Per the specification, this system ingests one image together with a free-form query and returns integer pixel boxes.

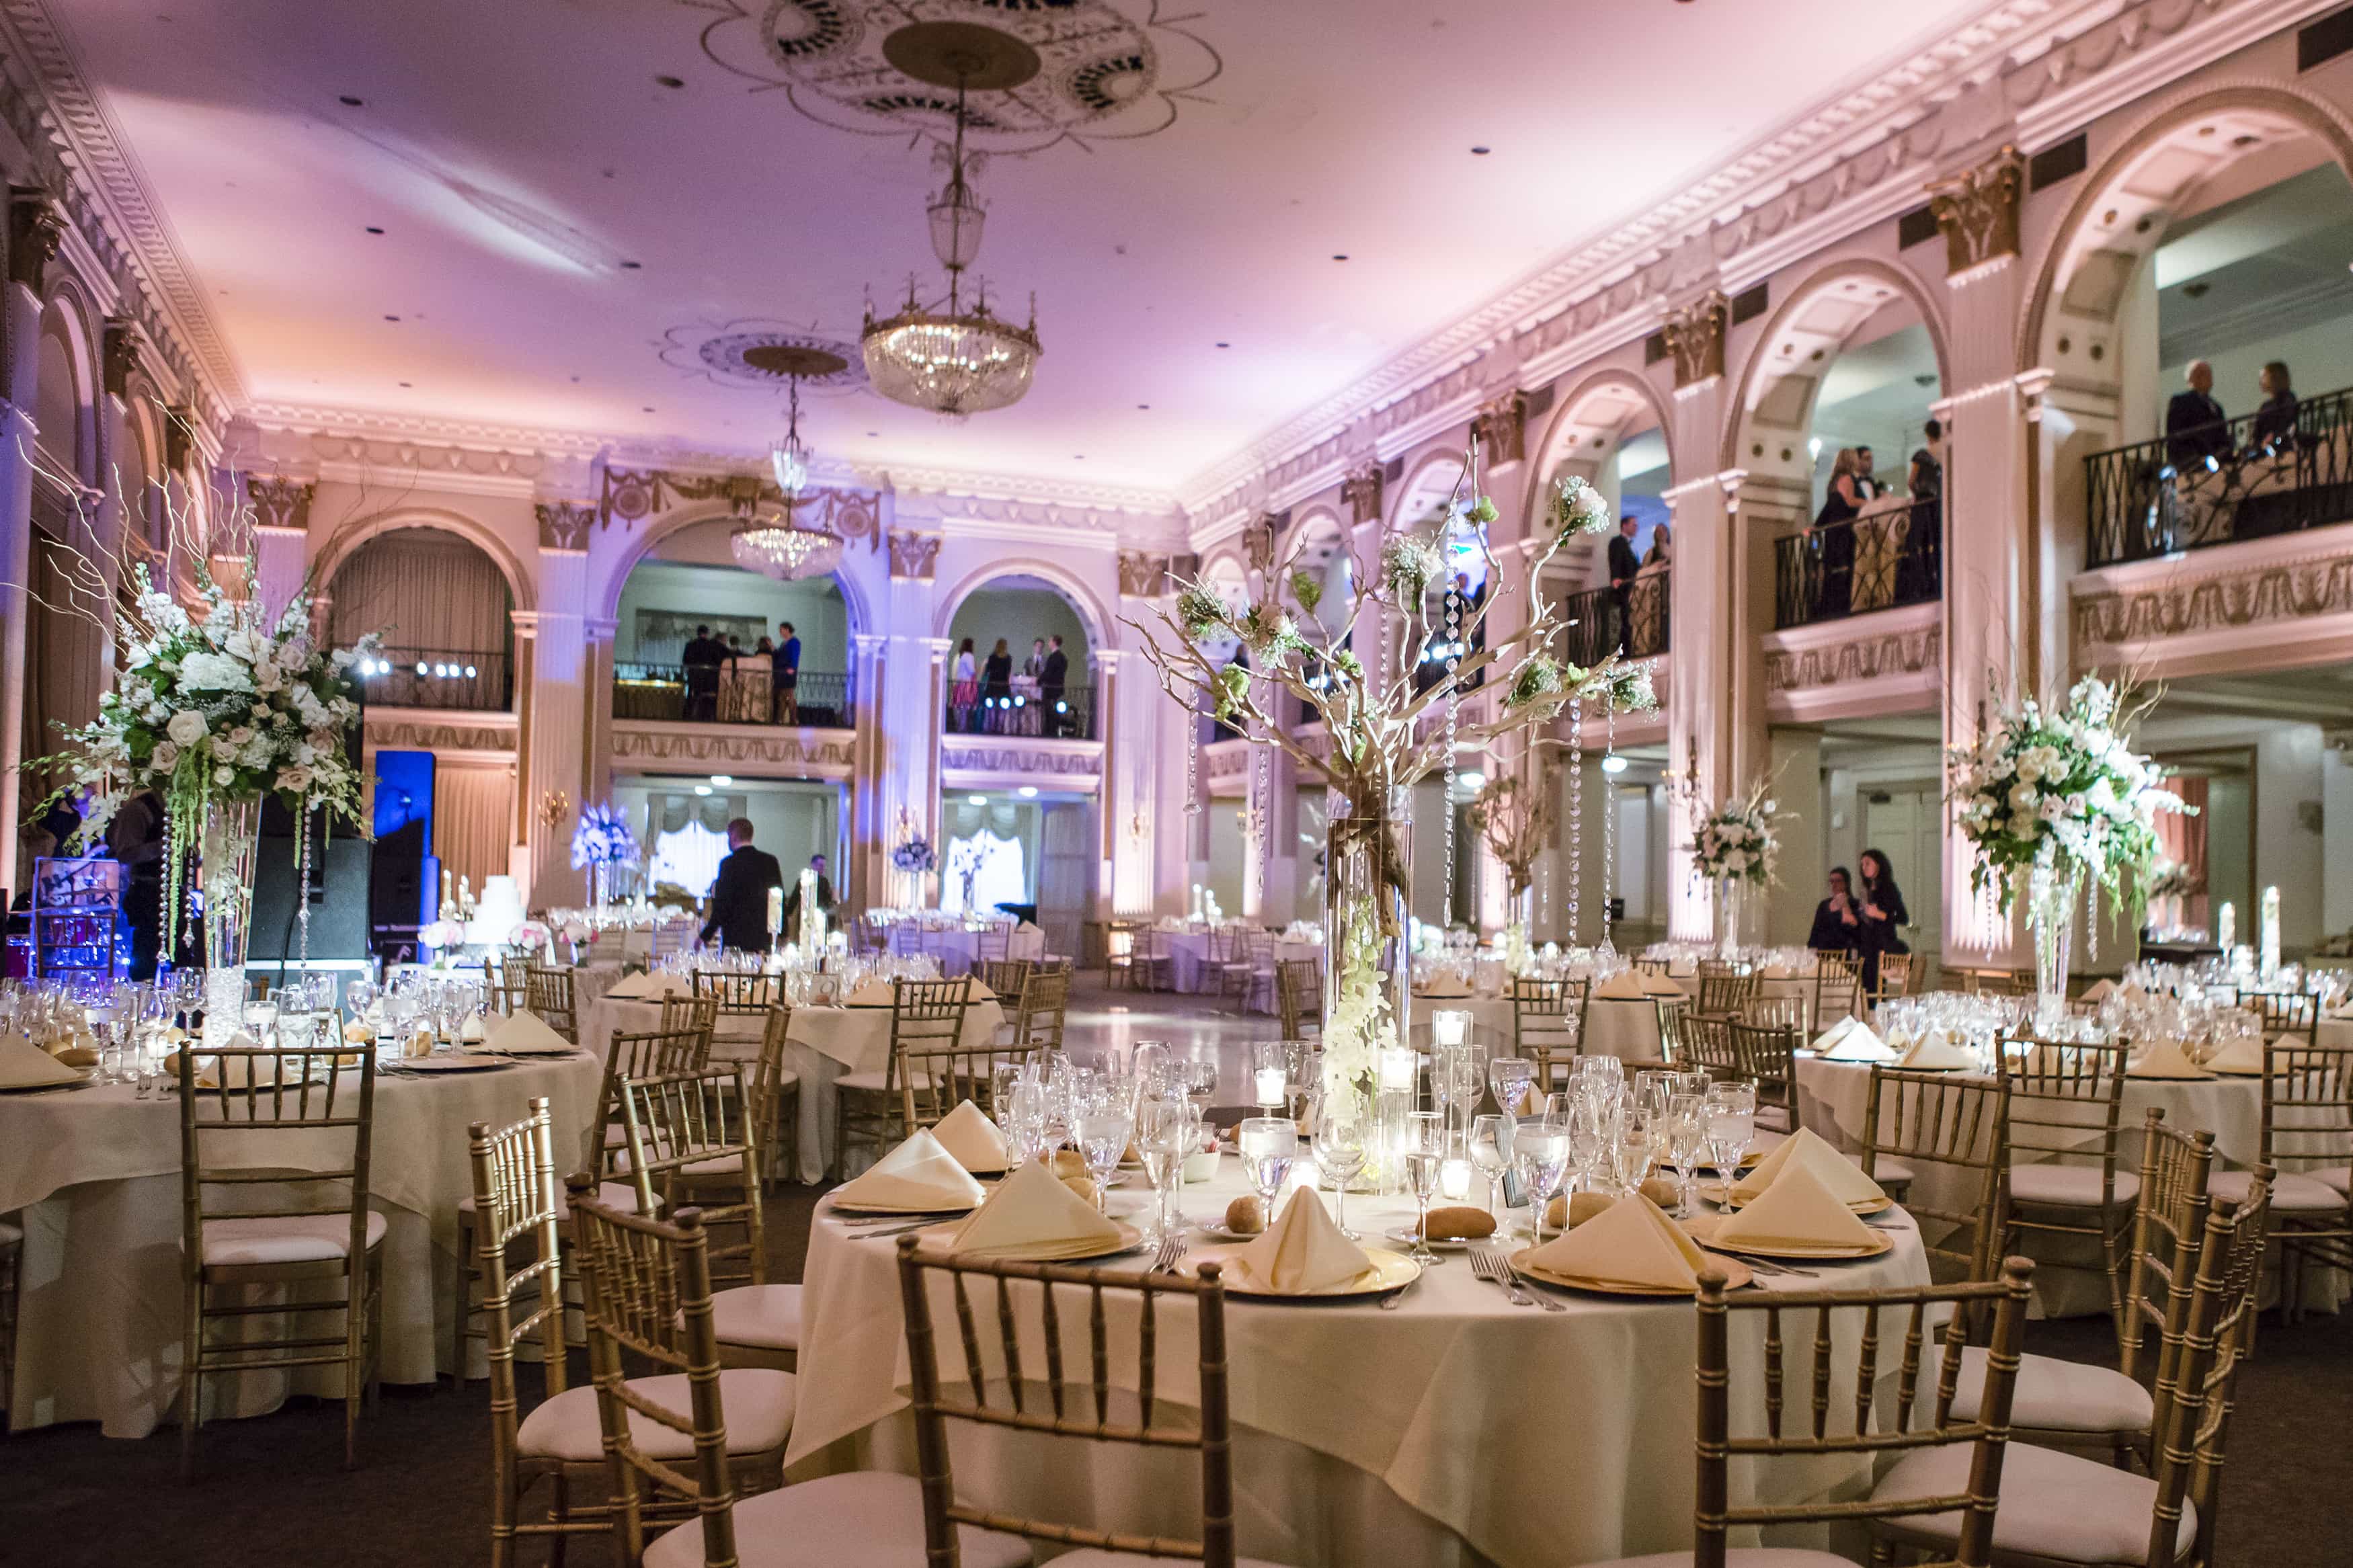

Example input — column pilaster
[0,189,61,897]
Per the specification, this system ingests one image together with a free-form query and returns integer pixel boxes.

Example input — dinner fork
[1470,1245,1542,1309]
[1148,1235,1191,1274]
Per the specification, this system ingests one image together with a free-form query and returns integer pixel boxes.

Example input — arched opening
[2029,94,2353,569]
[941,573,1095,739]
[1529,369,1677,665]
[612,515,856,728]
[328,526,518,713]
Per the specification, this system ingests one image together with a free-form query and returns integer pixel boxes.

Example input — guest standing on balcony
[982,638,1015,733]
[951,637,980,731]
[1607,515,1641,656]
[1025,638,1047,679]
[2165,360,2231,470]
[1811,448,1866,619]
[772,620,801,725]
[1853,446,1882,501]
[1909,419,1943,507]
[1643,522,1671,568]
[681,624,723,721]
[2251,361,2299,454]
[1040,634,1070,737]
[1905,420,1944,603]
[1853,848,1910,996]
[699,818,783,953]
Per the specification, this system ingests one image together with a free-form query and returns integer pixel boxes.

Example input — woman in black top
[982,637,1014,731]
[1812,448,1866,618]
[1807,866,1863,956]
[2251,361,2299,455]
[1854,847,1911,994]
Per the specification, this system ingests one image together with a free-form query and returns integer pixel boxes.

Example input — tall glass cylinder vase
[2026,860,2081,1031]
[1322,786,1412,1164]
[590,858,609,911]
[1715,878,1743,962]
[200,798,262,1050]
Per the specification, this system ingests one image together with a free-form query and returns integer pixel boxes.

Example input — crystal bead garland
[1567,696,1583,946]
[1600,705,1618,958]
[1442,577,1462,930]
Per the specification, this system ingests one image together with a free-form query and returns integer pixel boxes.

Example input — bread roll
[1639,1175,1681,1208]
[1546,1190,1620,1230]
[1060,1174,1099,1206]
[1419,1205,1495,1241]
[342,1020,376,1046]
[54,1045,99,1069]
[1049,1149,1090,1180]
[1224,1194,1267,1235]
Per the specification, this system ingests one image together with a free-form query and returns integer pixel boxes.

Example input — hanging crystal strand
[1442,572,1462,932]
[1186,678,1201,897]
[296,797,315,966]
[1601,704,1618,958]
[1253,680,1271,902]
[2086,880,2099,968]
[1567,696,1584,947]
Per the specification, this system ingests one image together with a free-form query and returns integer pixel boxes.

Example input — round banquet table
[584,994,1004,1184]
[886,925,1045,978]
[785,1159,1931,1568]
[1403,993,1668,1064]
[1155,930,1322,999]
[1,1052,603,1437]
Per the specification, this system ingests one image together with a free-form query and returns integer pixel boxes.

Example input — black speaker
[249,827,373,961]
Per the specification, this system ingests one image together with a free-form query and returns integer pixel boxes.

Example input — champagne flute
[1468,1113,1510,1224]
[1666,1091,1707,1217]
[1403,1111,1445,1263]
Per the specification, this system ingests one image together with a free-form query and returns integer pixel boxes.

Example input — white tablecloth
[584,995,1005,1184]
[785,1161,1930,1568]
[886,926,1045,977]
[2,1053,603,1436]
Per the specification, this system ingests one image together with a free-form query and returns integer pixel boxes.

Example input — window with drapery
[328,528,513,657]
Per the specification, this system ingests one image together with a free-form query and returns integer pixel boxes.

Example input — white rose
[212,766,233,786]
[166,708,208,747]
[151,740,180,772]
[276,764,314,794]
[2008,782,2039,814]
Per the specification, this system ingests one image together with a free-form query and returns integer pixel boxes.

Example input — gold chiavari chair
[1861,1067,2011,1286]
[598,1023,711,1174]
[1275,956,1322,1040]
[522,966,579,1042]
[1870,1175,2274,1568]
[834,977,973,1173]
[1738,993,1807,1031]
[745,1002,801,1189]
[2249,989,2318,1043]
[1010,965,1072,1068]
[1997,1037,2135,1342]
[978,957,1035,1012]
[563,1186,795,1566]
[1217,926,1267,1009]
[1650,995,1692,1069]
[1632,956,1673,978]
[489,957,529,1016]
[1512,977,1589,1094]
[469,1100,588,1567]
[1693,958,1757,1018]
[1677,1012,1745,1084]
[1583,1259,2039,1568]
[692,969,779,1014]
[1729,1019,1804,1135]
[898,988,997,1135]
[177,1046,383,1481]
[1813,950,1862,1025]
[659,991,721,1053]
[1874,950,1919,1002]
[974,922,1013,966]
[1103,920,1142,989]
[0,1216,17,1423]
[2208,1038,2353,1326]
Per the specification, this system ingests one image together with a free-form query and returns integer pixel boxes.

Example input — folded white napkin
[1821,1022,1896,1063]
[1592,970,1650,1001]
[165,1032,277,1089]
[1731,1126,1889,1210]
[931,1099,1010,1173]
[459,1013,486,1043]
[0,1031,84,1088]
[2204,1035,2268,1075]
[485,1010,571,1053]
[1812,1016,1858,1052]
[2129,1039,2212,1080]
[609,971,690,1000]
[1414,977,1473,999]
[2328,1001,2353,1022]
[1714,1161,1881,1250]
[2079,979,2117,1003]
[834,1129,986,1211]
[950,1158,1121,1258]
[1523,1192,1706,1290]
[2117,981,2152,1005]
[966,979,998,1003]
[843,981,898,1007]
[1638,970,1689,999]
[1898,1031,1975,1071]
[1230,1187,1371,1293]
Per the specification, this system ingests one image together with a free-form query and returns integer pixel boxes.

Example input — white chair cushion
[1864,1154,1914,1186]
[713,1284,803,1351]
[2209,1167,2344,1213]
[516,1369,795,1464]
[2318,1165,2350,1195]
[1872,1440,2193,1564]
[641,1471,1029,1568]
[198,1210,388,1267]
[1581,1553,1857,1568]
[2010,1163,2141,1208]
[835,1071,896,1093]
[1946,1347,2153,1434]
[612,1147,752,1181]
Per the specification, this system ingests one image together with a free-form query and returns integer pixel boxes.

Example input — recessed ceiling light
[397,381,411,388]
[619,260,641,270]
[642,406,656,413]
[1332,253,1349,261]
[383,315,400,322]
[339,95,364,108]
[867,431,879,438]
[1215,341,1230,348]
[1074,454,1085,460]
[364,226,384,235]
[1137,404,1150,410]
[655,75,685,89]
[1470,146,1490,155]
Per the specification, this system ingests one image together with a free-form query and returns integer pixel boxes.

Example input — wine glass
[1666,1091,1707,1216]
[1235,1116,1298,1219]
[1133,1095,1190,1243]
[1314,1103,1369,1240]
[1704,1081,1757,1200]
[1564,1090,1612,1198]
[1488,1055,1534,1120]
[1468,1112,1513,1223]
[1514,1104,1572,1245]
[1074,1105,1129,1211]
[1402,1111,1446,1263]
[1611,1107,1657,1196]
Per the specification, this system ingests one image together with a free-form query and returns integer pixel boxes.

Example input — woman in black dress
[1811,448,1868,618]
[1853,847,1911,995]
[1806,866,1863,958]
[982,637,1015,731]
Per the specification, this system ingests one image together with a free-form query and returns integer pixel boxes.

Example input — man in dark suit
[1607,516,1642,657]
[699,818,783,952]
[1039,633,1070,737]
[681,624,723,721]
[771,620,800,725]
[2166,360,2231,471]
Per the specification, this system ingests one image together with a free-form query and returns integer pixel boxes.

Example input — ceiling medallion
[658,321,866,390]
[861,24,1041,417]
[684,0,1221,153]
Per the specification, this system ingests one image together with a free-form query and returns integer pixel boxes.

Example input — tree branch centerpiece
[1676,774,1784,960]
[1947,674,2184,1017]
[1125,440,1654,1112]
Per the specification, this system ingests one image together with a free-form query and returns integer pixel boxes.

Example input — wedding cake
[464,875,528,947]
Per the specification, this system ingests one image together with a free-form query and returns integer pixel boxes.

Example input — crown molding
[1175,0,2310,524]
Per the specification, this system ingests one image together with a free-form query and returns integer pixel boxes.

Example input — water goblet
[1488,1055,1534,1120]
[1133,1095,1189,1242]
[1704,1082,1757,1198]
[1515,1105,1572,1246]
[1314,1106,1369,1240]
[1468,1113,1511,1223]
[1074,1106,1130,1210]
[1236,1116,1298,1216]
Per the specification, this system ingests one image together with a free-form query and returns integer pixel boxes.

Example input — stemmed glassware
[1468,1113,1510,1224]
[1074,1098,1130,1212]
[1488,1056,1534,1120]
[1313,1098,1369,1240]
[1236,1116,1298,1221]
[1515,1100,1573,1245]
[1665,1091,1707,1216]
[1402,1111,1446,1262]
[1133,1094,1191,1243]
[1704,1082,1757,1200]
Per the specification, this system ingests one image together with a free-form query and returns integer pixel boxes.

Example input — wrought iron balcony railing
[1773,501,1942,630]
[613,663,853,727]
[944,681,1096,740]
[2084,385,2353,567]
[1563,570,1671,666]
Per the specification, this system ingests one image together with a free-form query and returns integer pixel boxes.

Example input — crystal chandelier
[862,34,1041,417]
[729,376,845,581]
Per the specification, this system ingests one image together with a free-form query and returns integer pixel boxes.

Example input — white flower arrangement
[1686,776,1783,887]
[569,802,640,870]
[1946,675,2184,911]
[418,918,468,950]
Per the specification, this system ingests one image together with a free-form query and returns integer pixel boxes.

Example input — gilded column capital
[1117,548,1173,597]
[1660,290,1728,392]
[102,318,144,401]
[887,527,942,580]
[1339,462,1384,526]
[241,472,315,534]
[534,499,594,552]
[1468,390,1527,466]
[1928,146,2026,280]
[7,188,63,292]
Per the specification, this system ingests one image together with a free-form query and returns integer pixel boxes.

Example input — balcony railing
[614,663,853,728]
[945,681,1096,740]
[1773,501,1942,630]
[2085,384,2353,567]
[352,647,512,711]
[1563,570,1671,666]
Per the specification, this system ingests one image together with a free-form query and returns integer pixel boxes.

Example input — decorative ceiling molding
[1175,0,2318,523]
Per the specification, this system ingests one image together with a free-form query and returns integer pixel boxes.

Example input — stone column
[1659,288,1735,944]
[0,189,60,897]
[848,630,887,917]
[1094,647,1123,923]
[508,610,538,893]
[241,474,314,622]
[581,616,616,811]
[1931,146,2034,965]
[526,529,589,907]
[885,524,945,897]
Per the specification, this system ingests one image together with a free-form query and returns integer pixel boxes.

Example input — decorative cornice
[609,720,856,776]
[361,711,520,760]
[2072,526,2353,657]
[1762,602,1943,694]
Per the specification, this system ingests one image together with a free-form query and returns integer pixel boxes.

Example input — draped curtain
[1037,801,1093,956]
[329,530,512,654]
[2155,774,2210,929]
[23,513,104,797]
[434,764,513,894]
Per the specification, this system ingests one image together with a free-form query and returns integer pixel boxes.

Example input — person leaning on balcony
[772,620,801,725]
[2165,359,2231,471]
[1642,521,1671,569]
[2251,360,2299,456]
[1040,634,1070,738]
[1810,448,1866,618]
[1909,419,1943,509]
[680,624,723,721]
[1607,515,1641,655]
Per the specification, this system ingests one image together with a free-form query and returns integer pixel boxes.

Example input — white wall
[614,561,850,669]
[947,587,1092,670]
